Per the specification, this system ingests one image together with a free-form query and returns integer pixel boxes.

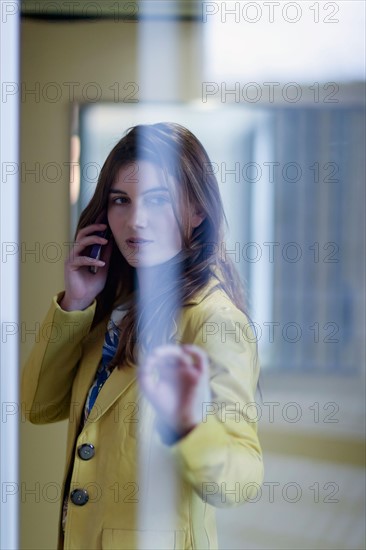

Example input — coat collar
[184,266,224,305]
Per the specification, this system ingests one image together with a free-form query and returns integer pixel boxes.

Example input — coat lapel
[83,361,137,426]
[73,316,138,428]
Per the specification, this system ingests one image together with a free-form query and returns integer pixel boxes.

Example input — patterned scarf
[83,313,123,424]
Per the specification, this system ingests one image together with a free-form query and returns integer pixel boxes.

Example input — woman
[22,122,263,550]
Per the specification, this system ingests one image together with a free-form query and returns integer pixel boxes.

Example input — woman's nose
[127,202,148,229]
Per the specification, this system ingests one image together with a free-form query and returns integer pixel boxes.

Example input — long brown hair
[76,122,248,367]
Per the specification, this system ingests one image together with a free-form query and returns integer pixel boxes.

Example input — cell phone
[88,220,111,274]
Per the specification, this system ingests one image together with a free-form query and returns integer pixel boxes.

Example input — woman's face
[107,160,188,268]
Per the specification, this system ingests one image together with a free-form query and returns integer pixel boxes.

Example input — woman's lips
[125,238,153,248]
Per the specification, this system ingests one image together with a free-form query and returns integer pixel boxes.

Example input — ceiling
[21,0,203,20]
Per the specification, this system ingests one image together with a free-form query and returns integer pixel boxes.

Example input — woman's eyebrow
[143,187,170,195]
[109,187,169,195]
[109,189,128,195]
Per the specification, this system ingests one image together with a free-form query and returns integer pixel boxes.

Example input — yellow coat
[22,276,264,550]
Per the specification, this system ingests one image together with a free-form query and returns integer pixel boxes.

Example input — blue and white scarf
[83,307,126,424]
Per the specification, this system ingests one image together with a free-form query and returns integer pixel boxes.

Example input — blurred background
[11,0,366,548]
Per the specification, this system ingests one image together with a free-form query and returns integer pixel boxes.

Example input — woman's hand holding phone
[60,223,113,311]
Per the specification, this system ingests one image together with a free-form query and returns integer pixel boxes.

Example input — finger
[142,353,199,387]
[145,349,190,373]
[138,363,163,403]
[149,344,189,363]
[181,345,208,373]
[68,239,109,266]
[141,345,205,381]
[149,345,204,376]
[152,343,207,362]
[68,255,106,270]
[71,234,109,256]
[150,344,182,355]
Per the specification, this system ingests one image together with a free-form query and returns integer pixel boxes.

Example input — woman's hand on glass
[60,224,113,311]
[139,344,211,440]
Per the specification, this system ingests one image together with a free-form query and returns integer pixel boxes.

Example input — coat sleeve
[170,293,264,507]
[21,291,96,424]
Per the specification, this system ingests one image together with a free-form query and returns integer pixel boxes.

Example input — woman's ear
[191,209,205,229]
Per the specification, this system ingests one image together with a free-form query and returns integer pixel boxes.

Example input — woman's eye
[147,195,170,206]
[111,196,129,205]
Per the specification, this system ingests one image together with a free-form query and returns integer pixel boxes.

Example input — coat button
[70,489,89,506]
[78,443,95,460]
